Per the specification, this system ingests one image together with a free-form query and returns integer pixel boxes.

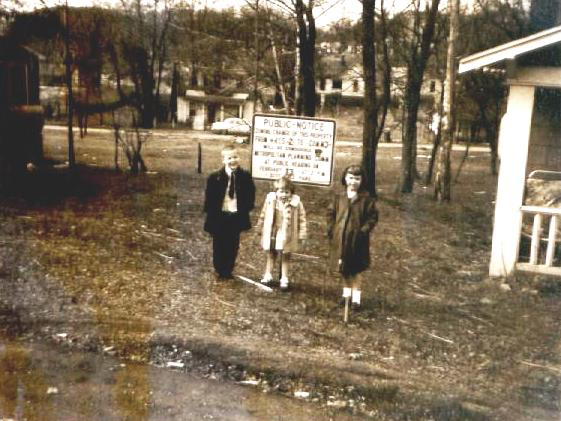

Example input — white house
[459,25,561,277]
[177,90,250,130]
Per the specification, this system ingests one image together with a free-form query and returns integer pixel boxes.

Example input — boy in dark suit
[204,145,256,279]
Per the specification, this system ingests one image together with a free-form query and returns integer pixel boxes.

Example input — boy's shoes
[279,277,289,290]
[260,273,273,284]
[217,272,234,281]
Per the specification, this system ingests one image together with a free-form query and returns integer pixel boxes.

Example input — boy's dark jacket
[203,167,256,234]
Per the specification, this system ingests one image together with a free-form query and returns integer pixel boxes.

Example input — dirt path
[0,337,370,421]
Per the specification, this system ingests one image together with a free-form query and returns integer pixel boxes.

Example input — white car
[211,118,251,135]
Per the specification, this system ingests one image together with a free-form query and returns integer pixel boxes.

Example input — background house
[316,46,443,143]
[176,66,254,130]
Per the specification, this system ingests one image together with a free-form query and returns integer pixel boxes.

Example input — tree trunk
[265,5,288,111]
[425,122,441,185]
[295,0,316,117]
[425,79,445,185]
[141,73,156,129]
[64,3,75,168]
[434,0,459,202]
[362,0,377,196]
[480,106,498,175]
[401,80,422,192]
[170,62,178,126]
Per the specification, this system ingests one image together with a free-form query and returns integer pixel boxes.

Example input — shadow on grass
[0,165,107,206]
[0,165,180,211]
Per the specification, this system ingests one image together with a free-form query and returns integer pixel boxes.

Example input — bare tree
[398,0,441,193]
[118,0,174,128]
[112,112,149,174]
[268,0,317,116]
[458,0,528,175]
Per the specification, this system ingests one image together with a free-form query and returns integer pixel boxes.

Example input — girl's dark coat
[327,191,378,277]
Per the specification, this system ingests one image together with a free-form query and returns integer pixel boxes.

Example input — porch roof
[184,93,246,105]
[458,25,561,74]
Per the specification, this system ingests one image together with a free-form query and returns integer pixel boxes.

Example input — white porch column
[220,104,224,121]
[489,85,535,277]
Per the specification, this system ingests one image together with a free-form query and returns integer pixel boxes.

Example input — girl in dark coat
[327,165,378,306]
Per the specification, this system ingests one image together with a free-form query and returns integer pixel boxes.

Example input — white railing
[517,205,561,276]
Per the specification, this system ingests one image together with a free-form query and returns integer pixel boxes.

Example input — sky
[17,0,477,27]
[18,0,362,26]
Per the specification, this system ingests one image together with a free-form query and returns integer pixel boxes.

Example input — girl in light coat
[257,176,307,290]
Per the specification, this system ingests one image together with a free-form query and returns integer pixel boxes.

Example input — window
[332,79,342,89]
[353,80,359,92]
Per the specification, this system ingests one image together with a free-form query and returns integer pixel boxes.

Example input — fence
[518,205,561,276]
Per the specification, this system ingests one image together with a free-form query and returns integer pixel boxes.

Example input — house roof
[0,37,43,62]
[458,25,561,74]
[185,92,246,105]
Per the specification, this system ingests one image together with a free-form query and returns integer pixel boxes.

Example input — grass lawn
[0,125,559,420]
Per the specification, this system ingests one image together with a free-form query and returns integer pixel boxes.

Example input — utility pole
[294,35,300,115]
[254,0,260,111]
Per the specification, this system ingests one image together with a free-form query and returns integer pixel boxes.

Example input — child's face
[222,149,240,170]
[276,187,291,202]
[345,173,362,191]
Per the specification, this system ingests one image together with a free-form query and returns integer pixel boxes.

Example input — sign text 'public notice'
[251,114,336,186]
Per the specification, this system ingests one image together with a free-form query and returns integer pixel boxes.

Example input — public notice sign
[251,114,336,186]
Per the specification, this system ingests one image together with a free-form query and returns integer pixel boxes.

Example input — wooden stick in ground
[322,260,329,309]
[197,142,202,174]
[236,275,274,292]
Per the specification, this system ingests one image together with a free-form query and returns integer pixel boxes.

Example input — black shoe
[216,272,233,281]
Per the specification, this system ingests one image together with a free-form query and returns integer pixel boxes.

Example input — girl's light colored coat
[258,192,307,252]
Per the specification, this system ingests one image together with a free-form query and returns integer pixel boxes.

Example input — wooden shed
[0,37,44,176]
[459,25,561,277]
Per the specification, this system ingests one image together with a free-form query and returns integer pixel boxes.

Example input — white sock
[352,289,361,305]
[342,287,352,298]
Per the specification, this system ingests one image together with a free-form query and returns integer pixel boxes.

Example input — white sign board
[251,114,336,186]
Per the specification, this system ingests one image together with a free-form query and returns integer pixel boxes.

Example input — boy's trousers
[212,211,242,278]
